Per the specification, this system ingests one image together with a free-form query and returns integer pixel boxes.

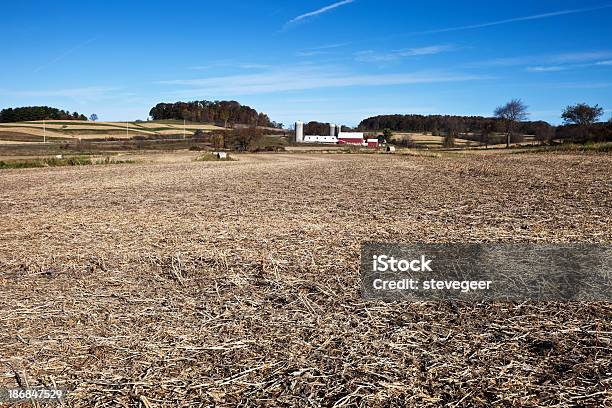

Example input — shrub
[393,136,417,148]
[225,127,264,151]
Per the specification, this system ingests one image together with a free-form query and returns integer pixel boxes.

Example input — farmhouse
[295,121,379,148]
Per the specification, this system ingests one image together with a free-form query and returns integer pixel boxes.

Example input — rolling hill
[0,120,226,143]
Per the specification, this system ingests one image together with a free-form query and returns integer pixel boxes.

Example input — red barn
[338,132,364,145]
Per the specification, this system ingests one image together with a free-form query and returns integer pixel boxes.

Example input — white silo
[329,123,336,136]
[295,121,304,143]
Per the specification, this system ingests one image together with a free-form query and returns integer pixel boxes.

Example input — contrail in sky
[286,0,355,25]
[413,4,612,35]
[34,36,98,73]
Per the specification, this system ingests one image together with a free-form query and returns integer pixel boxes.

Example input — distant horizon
[1,1,611,126]
[1,101,607,130]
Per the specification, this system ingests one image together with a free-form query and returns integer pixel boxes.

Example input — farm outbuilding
[294,121,380,148]
[303,135,338,144]
[338,132,365,145]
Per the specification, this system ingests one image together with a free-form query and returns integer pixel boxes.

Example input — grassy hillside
[0,120,226,143]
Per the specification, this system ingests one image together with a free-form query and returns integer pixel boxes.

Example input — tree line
[0,106,87,122]
[149,100,282,128]
[358,114,551,138]
[358,102,610,145]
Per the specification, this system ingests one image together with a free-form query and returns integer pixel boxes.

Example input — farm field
[393,132,475,146]
[0,120,225,141]
[392,132,538,148]
[0,152,611,406]
[0,121,544,150]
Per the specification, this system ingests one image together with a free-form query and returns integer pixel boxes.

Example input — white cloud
[286,0,355,26]
[472,50,612,70]
[157,65,487,96]
[525,54,612,72]
[551,82,612,89]
[308,43,350,50]
[295,50,330,57]
[413,4,612,35]
[296,44,350,57]
[0,86,120,99]
[526,66,568,72]
[354,45,454,62]
[353,50,394,62]
[399,45,454,57]
[548,51,612,64]
[237,63,272,70]
[188,61,271,70]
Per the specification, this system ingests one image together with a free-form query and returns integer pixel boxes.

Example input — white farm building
[303,135,338,144]
[295,121,379,148]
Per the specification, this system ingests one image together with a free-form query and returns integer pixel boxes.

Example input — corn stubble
[0,153,610,406]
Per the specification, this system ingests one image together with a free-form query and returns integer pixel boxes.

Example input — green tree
[561,103,604,142]
[382,128,393,143]
[229,127,263,151]
[0,106,87,122]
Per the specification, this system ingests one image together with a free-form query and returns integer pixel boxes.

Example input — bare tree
[443,117,460,148]
[494,99,528,148]
[479,120,496,148]
[443,133,455,148]
[561,103,604,142]
[212,133,225,149]
[220,110,230,128]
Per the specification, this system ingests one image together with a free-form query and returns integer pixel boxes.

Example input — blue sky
[1,0,611,126]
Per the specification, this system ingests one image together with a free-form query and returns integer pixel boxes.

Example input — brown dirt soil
[0,152,610,406]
